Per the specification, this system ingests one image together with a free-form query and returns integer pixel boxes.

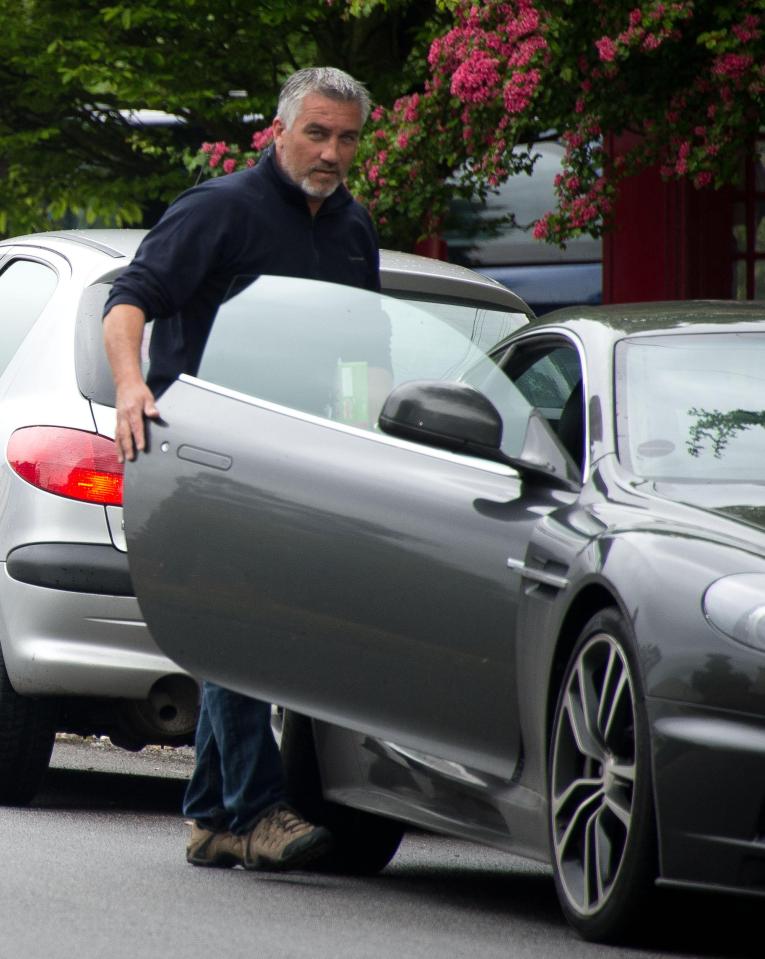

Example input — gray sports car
[125,278,765,942]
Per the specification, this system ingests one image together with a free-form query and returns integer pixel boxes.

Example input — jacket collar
[260,147,353,216]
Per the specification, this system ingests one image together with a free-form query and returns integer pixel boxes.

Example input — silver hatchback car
[0,229,532,803]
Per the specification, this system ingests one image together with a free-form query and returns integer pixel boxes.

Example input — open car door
[125,277,560,777]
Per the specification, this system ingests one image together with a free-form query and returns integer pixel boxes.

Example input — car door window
[0,259,58,373]
[195,275,534,453]
[502,340,585,471]
[386,292,528,352]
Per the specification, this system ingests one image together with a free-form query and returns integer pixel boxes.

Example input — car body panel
[125,376,574,778]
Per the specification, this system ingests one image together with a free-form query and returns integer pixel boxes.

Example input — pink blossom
[451,54,501,103]
[503,69,541,114]
[404,94,420,123]
[733,15,761,44]
[532,215,550,240]
[694,171,713,188]
[562,130,584,150]
[595,37,618,62]
[396,133,410,149]
[223,158,237,174]
[250,126,274,151]
[508,36,548,69]
[712,53,754,82]
[371,106,385,122]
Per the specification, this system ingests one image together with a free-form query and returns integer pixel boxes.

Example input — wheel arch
[545,583,622,746]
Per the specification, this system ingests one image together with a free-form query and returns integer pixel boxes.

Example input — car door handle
[176,444,232,471]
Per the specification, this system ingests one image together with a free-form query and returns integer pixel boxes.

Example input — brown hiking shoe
[243,804,332,871]
[186,822,245,868]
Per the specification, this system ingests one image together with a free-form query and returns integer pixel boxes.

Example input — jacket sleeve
[103,183,239,320]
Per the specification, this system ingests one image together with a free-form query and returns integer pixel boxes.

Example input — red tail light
[7,427,124,506]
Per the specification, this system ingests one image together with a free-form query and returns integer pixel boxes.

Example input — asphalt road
[0,737,758,959]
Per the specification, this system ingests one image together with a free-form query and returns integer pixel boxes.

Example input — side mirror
[379,381,503,459]
[379,380,582,489]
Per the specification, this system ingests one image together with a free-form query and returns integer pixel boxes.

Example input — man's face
[273,93,363,202]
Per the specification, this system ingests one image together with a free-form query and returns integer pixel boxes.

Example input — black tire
[548,609,657,942]
[0,643,57,805]
[280,710,404,874]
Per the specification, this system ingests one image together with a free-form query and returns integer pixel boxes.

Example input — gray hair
[276,67,371,128]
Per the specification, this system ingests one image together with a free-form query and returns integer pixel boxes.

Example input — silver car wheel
[550,630,637,919]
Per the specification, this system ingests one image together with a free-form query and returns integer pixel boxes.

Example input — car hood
[653,481,765,536]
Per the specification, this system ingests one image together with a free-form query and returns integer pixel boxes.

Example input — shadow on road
[32,766,187,814]
[372,860,762,958]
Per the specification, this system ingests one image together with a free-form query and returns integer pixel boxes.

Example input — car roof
[379,248,532,312]
[2,230,533,316]
[528,299,765,338]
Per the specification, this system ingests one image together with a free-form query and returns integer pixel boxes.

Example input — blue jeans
[182,682,286,835]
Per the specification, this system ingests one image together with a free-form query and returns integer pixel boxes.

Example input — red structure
[603,133,742,304]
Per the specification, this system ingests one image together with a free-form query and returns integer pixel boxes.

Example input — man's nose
[319,137,341,164]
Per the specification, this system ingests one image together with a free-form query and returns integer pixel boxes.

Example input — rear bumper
[650,698,765,896]
[6,542,132,595]
[0,560,187,698]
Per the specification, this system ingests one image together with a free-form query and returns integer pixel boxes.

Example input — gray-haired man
[103,67,378,870]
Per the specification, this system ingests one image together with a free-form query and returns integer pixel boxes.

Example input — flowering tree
[369,0,765,247]
[195,0,765,250]
[0,0,441,236]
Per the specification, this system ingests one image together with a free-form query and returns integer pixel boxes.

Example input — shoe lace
[259,805,311,842]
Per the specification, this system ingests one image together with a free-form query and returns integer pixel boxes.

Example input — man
[103,66,378,871]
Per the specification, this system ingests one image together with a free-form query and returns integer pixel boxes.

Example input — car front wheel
[548,609,657,942]
[0,643,57,804]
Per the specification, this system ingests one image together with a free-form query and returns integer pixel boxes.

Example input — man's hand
[114,377,160,463]
[103,303,158,463]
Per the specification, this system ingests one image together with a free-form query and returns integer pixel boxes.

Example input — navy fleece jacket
[104,148,380,395]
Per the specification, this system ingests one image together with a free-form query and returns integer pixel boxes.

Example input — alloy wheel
[550,630,638,919]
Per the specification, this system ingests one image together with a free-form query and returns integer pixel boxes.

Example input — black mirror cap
[379,380,502,456]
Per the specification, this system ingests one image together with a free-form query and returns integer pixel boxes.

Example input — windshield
[195,275,534,457]
[616,332,765,482]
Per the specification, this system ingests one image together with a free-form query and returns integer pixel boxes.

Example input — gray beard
[300,176,340,199]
